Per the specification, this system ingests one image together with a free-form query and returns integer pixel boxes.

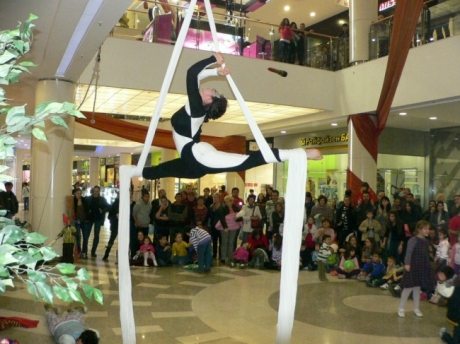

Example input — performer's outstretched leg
[143,158,207,180]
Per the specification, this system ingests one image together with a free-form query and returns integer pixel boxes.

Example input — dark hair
[232,187,239,192]
[361,182,369,188]
[387,210,403,236]
[344,246,356,260]
[247,194,256,201]
[78,329,99,344]
[256,193,265,203]
[322,234,331,242]
[273,233,283,250]
[387,255,396,262]
[362,190,370,196]
[318,195,328,203]
[251,228,263,238]
[91,185,101,192]
[204,187,210,192]
[196,196,205,203]
[279,18,290,27]
[290,21,297,29]
[373,251,381,258]
[344,189,352,197]
[440,265,455,280]
[366,209,374,215]
[4,182,12,187]
[220,185,226,191]
[305,192,312,199]
[380,196,391,212]
[272,190,279,196]
[175,192,182,197]
[204,96,228,122]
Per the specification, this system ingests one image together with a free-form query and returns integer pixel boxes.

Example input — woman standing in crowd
[219,195,241,264]
[422,200,436,221]
[271,201,285,235]
[376,196,391,234]
[397,220,435,318]
[208,193,223,259]
[256,193,267,232]
[289,22,299,64]
[400,201,420,235]
[237,195,262,244]
[430,201,450,234]
[192,196,208,231]
[382,211,405,265]
[311,195,333,224]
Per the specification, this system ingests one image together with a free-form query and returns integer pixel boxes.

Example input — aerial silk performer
[117,1,321,343]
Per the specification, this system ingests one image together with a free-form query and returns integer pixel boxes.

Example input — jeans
[88,219,104,255]
[220,230,237,262]
[279,40,290,63]
[211,226,221,258]
[172,255,188,266]
[23,197,29,211]
[74,221,83,253]
[197,241,212,271]
[80,222,92,254]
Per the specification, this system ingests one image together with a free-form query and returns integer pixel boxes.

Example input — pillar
[347,115,378,204]
[119,153,132,166]
[160,148,176,200]
[349,0,378,64]
[31,79,75,252]
[89,157,100,187]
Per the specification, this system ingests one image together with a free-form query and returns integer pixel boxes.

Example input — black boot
[102,245,112,261]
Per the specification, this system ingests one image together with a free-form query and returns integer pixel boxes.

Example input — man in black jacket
[0,182,19,219]
[336,195,355,249]
[86,186,110,258]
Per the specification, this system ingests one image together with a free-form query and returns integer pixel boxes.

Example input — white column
[31,79,75,252]
[119,153,132,166]
[160,148,176,200]
[89,157,100,187]
[350,0,378,64]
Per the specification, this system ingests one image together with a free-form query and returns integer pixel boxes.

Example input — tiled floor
[0,210,449,343]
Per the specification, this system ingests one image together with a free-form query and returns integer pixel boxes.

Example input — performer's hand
[213,52,225,65]
[217,66,230,76]
[304,148,322,160]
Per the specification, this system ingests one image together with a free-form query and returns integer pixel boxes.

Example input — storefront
[273,127,430,206]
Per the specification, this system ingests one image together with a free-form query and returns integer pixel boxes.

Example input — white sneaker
[394,285,401,291]
[439,327,447,338]
[414,309,423,317]
[398,309,405,317]
[153,261,158,267]
[380,283,389,290]
[144,262,149,267]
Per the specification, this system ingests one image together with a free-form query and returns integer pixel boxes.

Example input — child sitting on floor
[266,233,283,270]
[336,247,360,279]
[154,234,172,267]
[303,216,317,242]
[357,252,385,285]
[171,233,190,266]
[371,255,400,288]
[436,230,450,270]
[231,242,251,269]
[140,236,158,267]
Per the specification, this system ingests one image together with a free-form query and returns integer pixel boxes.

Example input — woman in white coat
[237,194,262,244]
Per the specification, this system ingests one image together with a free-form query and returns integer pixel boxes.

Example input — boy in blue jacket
[357,252,386,286]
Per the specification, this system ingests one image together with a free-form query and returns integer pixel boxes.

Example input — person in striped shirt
[189,226,212,273]
[318,234,333,282]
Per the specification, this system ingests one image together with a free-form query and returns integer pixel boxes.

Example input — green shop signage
[300,133,349,146]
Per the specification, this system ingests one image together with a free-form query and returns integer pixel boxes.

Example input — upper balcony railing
[111,0,460,72]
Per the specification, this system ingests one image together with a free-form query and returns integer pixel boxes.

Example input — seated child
[154,234,172,267]
[430,266,456,305]
[140,236,158,267]
[302,216,318,242]
[265,233,283,270]
[189,226,212,273]
[357,252,385,285]
[231,242,251,269]
[171,233,190,266]
[361,237,378,266]
[336,247,360,279]
[379,256,404,289]
[247,228,269,257]
[317,234,333,282]
[436,230,450,270]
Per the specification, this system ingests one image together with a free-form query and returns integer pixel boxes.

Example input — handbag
[250,207,262,229]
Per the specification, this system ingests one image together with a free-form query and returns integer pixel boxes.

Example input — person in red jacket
[247,228,269,257]
[448,209,460,246]
[278,18,295,63]
[357,182,378,205]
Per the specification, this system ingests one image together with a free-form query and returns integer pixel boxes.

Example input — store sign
[379,0,396,12]
[300,133,349,146]
[336,0,349,7]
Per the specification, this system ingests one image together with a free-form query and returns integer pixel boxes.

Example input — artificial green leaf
[31,127,47,141]
[93,288,104,305]
[6,71,20,84]
[76,268,90,281]
[28,13,38,21]
[39,246,58,261]
[0,165,10,174]
[62,276,78,290]
[53,285,72,302]
[13,40,24,54]
[0,64,13,78]
[2,279,14,288]
[0,243,20,255]
[12,65,31,74]
[0,280,5,293]
[41,102,64,115]
[50,116,68,128]
[0,265,10,278]
[0,252,19,265]
[68,109,85,119]
[25,232,47,245]
[28,247,39,256]
[82,283,94,300]
[25,280,39,301]
[34,120,45,127]
[34,100,53,117]
[14,251,38,268]
[3,136,17,145]
[6,117,31,133]
[0,50,16,65]
[19,61,37,67]
[68,288,84,304]
[56,263,76,275]
[36,281,53,303]
[8,29,20,38]
[5,105,25,125]
[27,270,46,283]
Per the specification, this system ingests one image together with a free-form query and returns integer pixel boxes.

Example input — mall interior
[1,0,460,343]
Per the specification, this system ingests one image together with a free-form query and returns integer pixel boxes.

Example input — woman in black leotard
[142,53,320,180]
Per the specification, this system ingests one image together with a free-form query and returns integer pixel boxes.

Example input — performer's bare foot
[305,148,322,160]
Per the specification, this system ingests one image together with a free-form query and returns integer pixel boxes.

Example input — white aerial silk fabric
[118,0,307,342]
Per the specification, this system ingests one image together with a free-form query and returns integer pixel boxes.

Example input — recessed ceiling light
[399,112,407,116]
[429,117,437,120]
[338,20,345,25]
[284,5,290,11]
[310,12,316,17]
[331,123,338,126]
[281,130,286,134]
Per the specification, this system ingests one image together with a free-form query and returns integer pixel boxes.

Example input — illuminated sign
[300,133,349,146]
[379,0,396,12]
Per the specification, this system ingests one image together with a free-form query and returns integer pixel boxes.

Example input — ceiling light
[429,117,437,120]
[281,130,286,134]
[310,12,316,17]
[399,112,407,116]
[331,123,338,126]
[338,20,345,25]
[284,5,290,11]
